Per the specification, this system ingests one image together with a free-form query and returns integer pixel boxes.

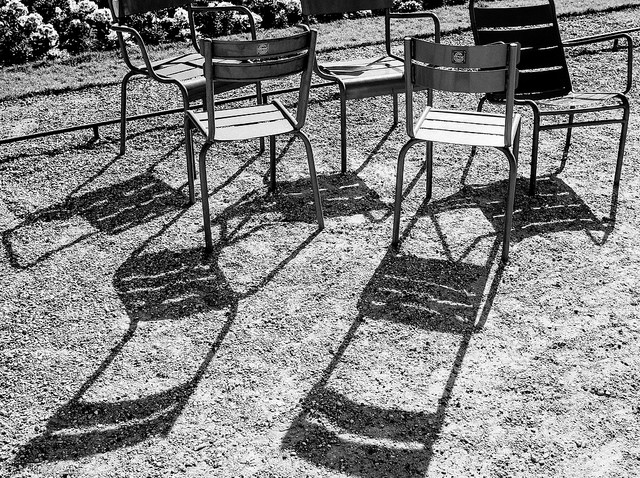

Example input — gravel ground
[1,6,640,478]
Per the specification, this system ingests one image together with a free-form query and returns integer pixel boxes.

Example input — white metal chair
[392,38,521,263]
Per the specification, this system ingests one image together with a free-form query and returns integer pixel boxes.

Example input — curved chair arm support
[188,4,259,53]
[111,23,156,75]
[387,11,441,58]
[563,32,633,94]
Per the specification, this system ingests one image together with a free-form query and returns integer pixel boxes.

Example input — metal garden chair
[300,0,440,172]
[469,0,632,196]
[186,28,325,252]
[392,38,522,263]
[107,0,262,203]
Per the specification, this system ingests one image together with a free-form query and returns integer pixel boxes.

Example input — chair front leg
[562,110,575,167]
[614,97,630,187]
[198,142,214,252]
[392,139,421,246]
[119,70,136,156]
[425,141,433,203]
[296,131,324,229]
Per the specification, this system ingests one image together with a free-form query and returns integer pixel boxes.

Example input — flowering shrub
[0,0,462,65]
[0,0,59,63]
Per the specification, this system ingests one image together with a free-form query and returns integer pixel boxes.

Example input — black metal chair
[186,28,325,252]
[392,38,522,263]
[469,0,632,196]
[107,0,262,203]
[300,0,440,172]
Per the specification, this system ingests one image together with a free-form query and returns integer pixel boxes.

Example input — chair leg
[470,96,487,159]
[119,71,135,156]
[198,142,214,252]
[393,93,399,126]
[297,131,324,229]
[500,147,518,263]
[614,100,630,187]
[529,110,541,196]
[340,89,348,174]
[425,141,433,203]
[562,111,574,165]
[269,135,277,192]
[184,115,196,205]
[392,139,421,246]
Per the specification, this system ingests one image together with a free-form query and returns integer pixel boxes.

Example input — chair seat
[319,55,405,98]
[531,92,624,110]
[189,102,295,141]
[415,108,521,148]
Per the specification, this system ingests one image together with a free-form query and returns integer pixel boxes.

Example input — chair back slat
[210,32,310,59]
[413,65,511,94]
[213,54,308,82]
[470,0,572,99]
[518,46,565,70]
[201,29,317,140]
[413,41,516,69]
[109,0,192,21]
[472,4,553,28]
[475,26,558,49]
[301,0,392,16]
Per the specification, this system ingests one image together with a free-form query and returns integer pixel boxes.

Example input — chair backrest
[109,0,192,22]
[404,38,520,145]
[300,0,392,16]
[200,29,317,140]
[469,0,572,100]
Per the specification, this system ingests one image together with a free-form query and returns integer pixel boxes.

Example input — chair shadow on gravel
[281,175,614,477]
[12,246,238,464]
[282,241,502,478]
[2,172,188,269]
[12,183,321,466]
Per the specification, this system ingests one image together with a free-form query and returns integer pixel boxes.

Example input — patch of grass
[1,0,639,102]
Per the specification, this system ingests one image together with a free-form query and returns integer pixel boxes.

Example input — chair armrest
[111,23,158,77]
[387,11,441,58]
[563,31,633,94]
[188,4,259,53]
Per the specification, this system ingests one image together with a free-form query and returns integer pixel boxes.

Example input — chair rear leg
[297,131,324,229]
[392,139,420,246]
[561,111,574,167]
[500,147,518,263]
[529,110,541,196]
[470,96,487,159]
[198,142,214,252]
[184,115,196,205]
[119,71,135,155]
[269,135,277,192]
[340,89,348,173]
[393,93,399,126]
